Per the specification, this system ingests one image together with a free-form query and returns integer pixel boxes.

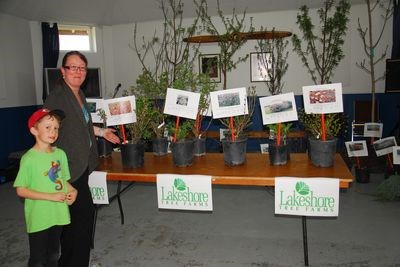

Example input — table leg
[302,216,309,266]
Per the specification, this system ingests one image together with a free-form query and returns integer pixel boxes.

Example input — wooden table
[97,152,354,189]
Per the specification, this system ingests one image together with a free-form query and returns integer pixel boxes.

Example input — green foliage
[291,0,351,84]
[267,122,292,140]
[298,109,348,139]
[174,178,187,191]
[124,97,156,144]
[167,119,194,141]
[376,175,400,201]
[255,28,290,95]
[296,181,310,195]
[96,108,107,128]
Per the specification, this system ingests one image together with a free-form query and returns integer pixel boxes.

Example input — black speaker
[385,59,400,93]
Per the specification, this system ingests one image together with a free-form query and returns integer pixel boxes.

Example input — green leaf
[295,181,310,195]
[174,178,186,191]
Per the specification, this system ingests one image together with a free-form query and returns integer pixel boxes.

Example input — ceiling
[0,0,364,26]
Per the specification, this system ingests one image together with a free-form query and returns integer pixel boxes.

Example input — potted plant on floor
[120,96,154,168]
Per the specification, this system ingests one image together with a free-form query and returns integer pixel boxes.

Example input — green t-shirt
[14,147,71,233]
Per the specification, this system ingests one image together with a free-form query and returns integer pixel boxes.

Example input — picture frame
[163,88,200,120]
[259,92,298,125]
[210,87,248,119]
[199,54,221,83]
[302,83,343,114]
[250,52,271,82]
[345,140,368,157]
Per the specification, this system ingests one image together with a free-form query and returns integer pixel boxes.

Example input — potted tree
[120,96,154,168]
[267,123,292,165]
[167,119,195,167]
[218,87,257,166]
[299,110,347,167]
[96,108,113,157]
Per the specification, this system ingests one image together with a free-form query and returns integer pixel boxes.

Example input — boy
[14,108,77,267]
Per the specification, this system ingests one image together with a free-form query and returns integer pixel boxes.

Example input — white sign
[103,96,137,126]
[345,140,368,157]
[302,83,343,114]
[88,171,109,204]
[86,98,104,124]
[373,136,398,156]
[275,177,339,217]
[210,87,248,119]
[164,88,200,120]
[259,92,298,125]
[393,146,400,165]
[156,174,213,211]
[363,122,383,138]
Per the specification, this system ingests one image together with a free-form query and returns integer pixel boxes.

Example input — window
[58,24,97,52]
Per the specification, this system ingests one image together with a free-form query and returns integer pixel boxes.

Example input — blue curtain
[392,0,400,59]
[41,22,59,101]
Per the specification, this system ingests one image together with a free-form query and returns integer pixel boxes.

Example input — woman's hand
[103,128,120,144]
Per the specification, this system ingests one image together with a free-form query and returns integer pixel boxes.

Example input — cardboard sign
[157,174,213,211]
[103,96,137,126]
[259,92,298,125]
[275,177,339,217]
[164,88,200,120]
[88,171,109,204]
[302,83,343,114]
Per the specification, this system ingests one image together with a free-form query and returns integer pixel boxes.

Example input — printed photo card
[345,140,368,157]
[363,122,383,138]
[302,83,343,114]
[373,136,398,157]
[259,92,298,125]
[210,87,248,119]
[164,88,200,120]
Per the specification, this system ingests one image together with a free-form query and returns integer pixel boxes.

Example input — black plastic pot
[152,137,168,156]
[97,138,113,157]
[269,143,290,165]
[308,137,337,167]
[171,139,194,167]
[193,137,206,156]
[222,137,247,166]
[120,141,145,168]
[355,166,370,183]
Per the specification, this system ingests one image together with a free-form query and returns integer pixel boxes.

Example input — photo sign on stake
[163,88,200,120]
[345,140,368,157]
[87,96,137,126]
[363,122,383,138]
[259,92,298,125]
[302,83,343,114]
[210,87,248,119]
[275,177,339,217]
[393,146,400,165]
[373,136,398,156]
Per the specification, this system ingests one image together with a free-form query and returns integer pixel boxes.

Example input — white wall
[0,2,394,109]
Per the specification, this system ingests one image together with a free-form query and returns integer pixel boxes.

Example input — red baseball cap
[28,108,65,129]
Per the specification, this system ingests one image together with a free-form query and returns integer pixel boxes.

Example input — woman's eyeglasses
[64,66,87,72]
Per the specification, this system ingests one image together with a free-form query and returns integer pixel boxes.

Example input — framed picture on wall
[199,54,221,83]
[250,52,271,82]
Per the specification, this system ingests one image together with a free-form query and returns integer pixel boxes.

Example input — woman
[44,51,120,266]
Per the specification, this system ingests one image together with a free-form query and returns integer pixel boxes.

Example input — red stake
[229,117,235,141]
[321,114,326,141]
[120,125,127,144]
[173,116,180,143]
[277,123,282,146]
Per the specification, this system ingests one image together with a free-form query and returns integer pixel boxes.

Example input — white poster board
[156,174,213,211]
[393,146,400,165]
[88,171,109,204]
[163,88,200,120]
[302,83,343,114]
[373,136,398,156]
[210,87,248,119]
[103,96,137,126]
[275,177,339,217]
[363,122,383,138]
[345,140,368,157]
[259,92,298,125]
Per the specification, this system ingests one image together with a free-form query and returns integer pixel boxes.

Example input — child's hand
[51,192,67,202]
[66,189,78,206]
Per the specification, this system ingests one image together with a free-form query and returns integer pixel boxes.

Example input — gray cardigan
[44,80,98,182]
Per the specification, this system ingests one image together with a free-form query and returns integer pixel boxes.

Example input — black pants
[59,169,95,267]
[28,225,62,267]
